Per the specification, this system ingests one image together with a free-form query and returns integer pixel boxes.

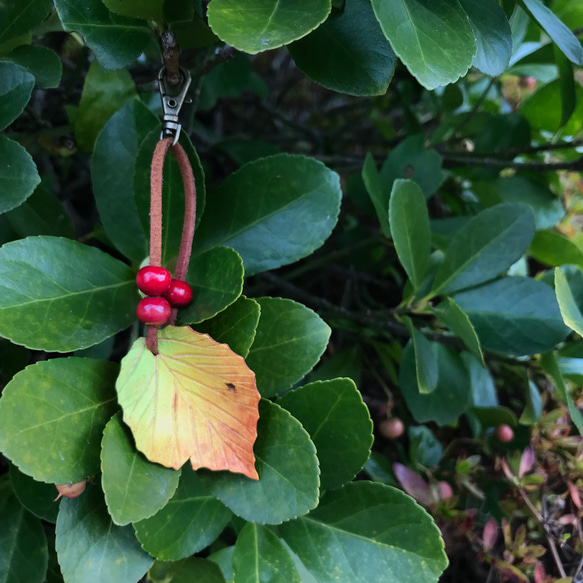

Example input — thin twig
[160,31,181,86]
[443,154,583,172]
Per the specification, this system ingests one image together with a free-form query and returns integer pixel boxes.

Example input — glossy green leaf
[54,0,152,69]
[401,341,471,425]
[194,296,261,358]
[0,0,53,45]
[208,547,235,583]
[75,60,137,152]
[380,134,445,199]
[2,45,62,89]
[92,99,157,262]
[278,378,373,490]
[434,297,485,367]
[389,179,430,290]
[472,176,564,231]
[432,203,535,295]
[207,0,331,54]
[5,178,74,238]
[403,317,438,395]
[462,352,497,407]
[192,154,341,276]
[280,482,447,583]
[233,523,301,583]
[9,464,60,523]
[246,297,331,398]
[0,491,48,583]
[555,46,576,128]
[458,0,512,76]
[454,277,569,356]
[56,483,154,583]
[362,152,390,237]
[522,0,583,65]
[555,267,583,337]
[529,230,583,267]
[134,467,233,561]
[520,380,542,425]
[470,406,517,430]
[134,129,206,265]
[177,247,243,325]
[371,0,476,89]
[308,346,362,385]
[0,358,119,484]
[200,400,320,525]
[0,237,139,351]
[288,0,395,96]
[540,352,583,434]
[0,134,40,213]
[101,412,181,526]
[0,61,34,131]
[408,426,443,468]
[154,558,227,583]
[102,0,164,21]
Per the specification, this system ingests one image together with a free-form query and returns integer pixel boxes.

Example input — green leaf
[1,45,62,89]
[200,400,320,525]
[278,378,373,490]
[208,547,235,583]
[540,352,583,434]
[0,358,119,484]
[362,152,390,237]
[389,179,430,290]
[192,154,341,276]
[194,296,261,358]
[75,60,137,152]
[54,0,152,69]
[458,0,512,76]
[0,491,48,583]
[470,406,517,430]
[280,482,447,583]
[207,0,331,54]
[453,277,569,356]
[0,134,40,213]
[0,61,34,130]
[555,266,583,336]
[154,558,227,583]
[380,134,445,199]
[5,177,74,238]
[9,464,60,522]
[400,341,471,426]
[520,380,542,425]
[472,176,565,231]
[102,0,164,21]
[522,0,583,65]
[431,203,535,295]
[434,298,485,367]
[403,317,438,395]
[101,412,181,526]
[408,426,443,468]
[555,46,576,128]
[371,0,476,90]
[134,129,207,265]
[0,236,139,352]
[134,467,233,561]
[529,230,583,267]
[245,297,331,398]
[92,99,158,263]
[288,0,396,97]
[177,247,243,325]
[56,483,154,583]
[233,523,301,583]
[462,352,497,407]
[0,0,53,45]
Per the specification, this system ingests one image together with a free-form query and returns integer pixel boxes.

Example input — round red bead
[165,280,193,307]
[136,297,171,326]
[136,266,172,296]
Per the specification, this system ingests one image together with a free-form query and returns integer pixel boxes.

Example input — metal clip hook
[158,66,192,145]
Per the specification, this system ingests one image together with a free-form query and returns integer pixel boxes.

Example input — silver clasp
[158,66,192,145]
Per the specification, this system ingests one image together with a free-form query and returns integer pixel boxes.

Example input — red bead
[165,280,193,307]
[136,266,172,296]
[136,297,171,326]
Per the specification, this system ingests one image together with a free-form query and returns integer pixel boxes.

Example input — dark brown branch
[160,31,181,86]
[443,154,583,172]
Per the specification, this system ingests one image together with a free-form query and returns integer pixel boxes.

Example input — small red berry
[378,417,405,439]
[165,280,193,307]
[136,266,172,296]
[495,424,514,443]
[137,297,171,326]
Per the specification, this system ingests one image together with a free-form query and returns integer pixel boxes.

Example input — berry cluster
[136,266,193,326]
